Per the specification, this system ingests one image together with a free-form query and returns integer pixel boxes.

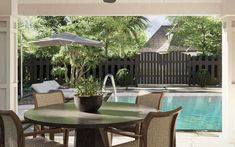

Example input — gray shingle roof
[140,25,199,55]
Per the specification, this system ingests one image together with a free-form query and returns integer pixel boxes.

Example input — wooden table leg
[75,128,109,147]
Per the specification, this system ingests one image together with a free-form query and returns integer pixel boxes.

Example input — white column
[222,16,235,143]
[0,0,18,111]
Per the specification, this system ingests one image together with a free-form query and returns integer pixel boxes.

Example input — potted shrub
[74,76,103,112]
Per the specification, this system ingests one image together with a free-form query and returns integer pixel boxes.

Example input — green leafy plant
[51,67,65,77]
[74,76,102,97]
[195,69,210,87]
[168,16,222,56]
[115,68,131,87]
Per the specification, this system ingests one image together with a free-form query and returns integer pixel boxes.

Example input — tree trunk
[75,66,80,80]
[105,46,108,57]
[105,41,109,56]
[64,63,69,83]
[70,66,75,84]
[78,66,84,80]
[80,67,91,79]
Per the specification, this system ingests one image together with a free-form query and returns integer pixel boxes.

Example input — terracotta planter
[74,95,103,112]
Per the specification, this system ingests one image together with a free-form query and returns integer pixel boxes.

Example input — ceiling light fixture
[103,0,116,3]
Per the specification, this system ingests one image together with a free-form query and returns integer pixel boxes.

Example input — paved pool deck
[115,86,222,93]
[19,86,222,105]
[19,105,230,147]
[17,86,231,147]
[19,104,232,147]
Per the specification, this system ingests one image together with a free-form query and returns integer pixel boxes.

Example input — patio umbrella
[21,32,104,97]
[31,32,104,47]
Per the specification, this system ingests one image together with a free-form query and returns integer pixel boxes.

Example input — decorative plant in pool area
[52,46,104,84]
[115,68,132,87]
[195,69,210,87]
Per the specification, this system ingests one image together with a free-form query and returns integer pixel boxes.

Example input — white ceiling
[18,0,222,4]
[18,0,226,16]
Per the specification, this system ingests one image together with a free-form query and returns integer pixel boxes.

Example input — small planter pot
[74,95,103,113]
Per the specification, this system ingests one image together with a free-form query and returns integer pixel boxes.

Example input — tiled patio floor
[52,135,135,147]
[18,105,233,147]
[35,132,233,147]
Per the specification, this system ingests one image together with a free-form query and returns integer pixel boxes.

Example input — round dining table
[24,102,156,147]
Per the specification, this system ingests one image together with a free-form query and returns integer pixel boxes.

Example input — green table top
[24,102,156,128]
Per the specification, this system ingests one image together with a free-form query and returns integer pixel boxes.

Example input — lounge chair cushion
[31,83,51,93]
[59,88,76,98]
[43,80,61,90]
[32,81,76,98]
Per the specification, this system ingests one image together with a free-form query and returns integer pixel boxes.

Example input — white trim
[18,0,222,4]
[0,28,7,32]
[18,3,222,16]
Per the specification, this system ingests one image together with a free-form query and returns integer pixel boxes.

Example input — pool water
[108,93,222,131]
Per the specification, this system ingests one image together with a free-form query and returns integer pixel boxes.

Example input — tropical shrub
[51,67,65,77]
[115,68,132,87]
[195,69,210,87]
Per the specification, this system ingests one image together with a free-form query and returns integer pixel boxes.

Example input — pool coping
[176,131,222,138]
[109,86,222,93]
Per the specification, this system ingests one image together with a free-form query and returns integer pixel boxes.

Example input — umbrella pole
[20,32,23,99]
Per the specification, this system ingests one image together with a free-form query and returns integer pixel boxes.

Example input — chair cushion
[59,89,76,98]
[31,83,51,93]
[43,80,61,90]
[25,136,64,147]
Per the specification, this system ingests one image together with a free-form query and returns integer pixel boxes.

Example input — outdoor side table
[24,102,156,147]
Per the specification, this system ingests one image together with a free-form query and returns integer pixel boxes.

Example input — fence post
[135,54,140,86]
[187,55,192,85]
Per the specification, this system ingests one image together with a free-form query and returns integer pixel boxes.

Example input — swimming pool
[108,93,222,131]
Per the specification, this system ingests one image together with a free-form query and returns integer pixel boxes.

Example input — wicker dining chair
[106,107,182,147]
[32,91,69,147]
[119,92,164,134]
[0,110,64,147]
[33,91,65,108]
[108,92,165,144]
[136,92,164,110]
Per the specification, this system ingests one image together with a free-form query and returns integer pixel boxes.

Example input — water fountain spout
[102,74,117,101]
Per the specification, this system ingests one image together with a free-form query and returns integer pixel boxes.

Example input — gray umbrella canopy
[32,32,104,47]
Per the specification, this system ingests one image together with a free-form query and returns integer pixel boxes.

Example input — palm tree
[108,16,149,56]
[86,16,148,56]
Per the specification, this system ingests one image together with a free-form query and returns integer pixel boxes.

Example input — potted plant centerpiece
[74,76,103,112]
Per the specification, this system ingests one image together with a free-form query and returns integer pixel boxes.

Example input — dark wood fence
[20,57,137,85]
[19,52,222,88]
[85,58,136,84]
[136,52,191,84]
[19,57,53,86]
[190,56,222,85]
[136,52,222,85]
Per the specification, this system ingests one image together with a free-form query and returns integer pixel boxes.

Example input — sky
[145,16,171,39]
